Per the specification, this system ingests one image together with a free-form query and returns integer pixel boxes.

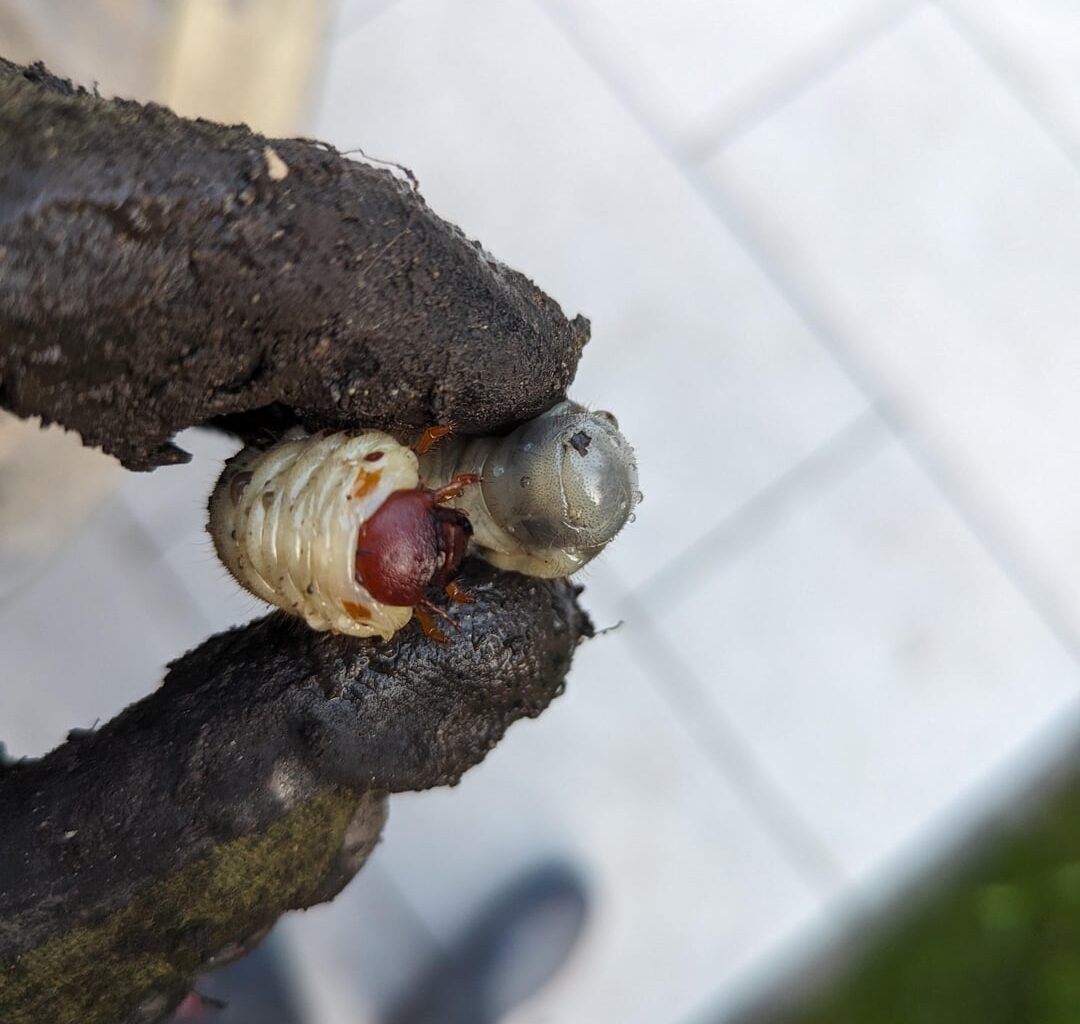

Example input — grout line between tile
[534,0,1080,674]
[930,0,1080,180]
[612,578,850,898]
[533,0,1080,926]
[527,0,902,896]
[633,406,890,611]
[678,0,925,161]
[676,692,1080,1024]
[704,168,1080,672]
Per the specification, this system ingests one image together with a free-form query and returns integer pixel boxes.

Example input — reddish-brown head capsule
[210,432,480,641]
[355,490,473,606]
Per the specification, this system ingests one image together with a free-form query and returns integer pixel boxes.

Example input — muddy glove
[0,59,593,1024]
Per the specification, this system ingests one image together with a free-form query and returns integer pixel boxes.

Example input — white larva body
[208,403,640,638]
[418,401,640,578]
[209,430,418,639]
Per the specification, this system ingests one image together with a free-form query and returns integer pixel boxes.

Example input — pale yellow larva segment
[209,431,419,639]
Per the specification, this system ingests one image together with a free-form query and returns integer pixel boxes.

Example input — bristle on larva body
[208,431,418,639]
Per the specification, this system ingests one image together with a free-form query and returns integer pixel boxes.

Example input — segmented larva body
[208,401,640,640]
[209,431,420,639]
[418,401,641,578]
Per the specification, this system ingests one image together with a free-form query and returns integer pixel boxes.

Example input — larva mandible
[208,402,639,640]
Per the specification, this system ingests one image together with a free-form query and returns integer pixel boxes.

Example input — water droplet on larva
[492,465,505,478]
[633,490,644,505]
[520,476,532,489]
[628,512,637,524]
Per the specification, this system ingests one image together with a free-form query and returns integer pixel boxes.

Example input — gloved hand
[0,58,593,1024]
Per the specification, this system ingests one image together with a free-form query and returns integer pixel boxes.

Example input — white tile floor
[314,0,868,593]
[5,0,1080,1021]
[937,0,1080,163]
[664,436,1080,880]
[709,3,1080,644]
[540,0,900,148]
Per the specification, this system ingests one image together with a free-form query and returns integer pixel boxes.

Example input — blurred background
[5,0,1080,1021]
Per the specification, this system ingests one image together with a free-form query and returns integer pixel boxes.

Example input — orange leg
[414,599,461,644]
[445,580,474,604]
[414,604,448,644]
[432,473,480,505]
[416,423,454,456]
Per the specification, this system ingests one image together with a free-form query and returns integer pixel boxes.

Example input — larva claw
[416,423,455,456]
[445,581,474,604]
[432,473,480,505]
[415,603,449,644]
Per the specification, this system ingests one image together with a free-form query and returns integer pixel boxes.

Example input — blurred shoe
[384,861,589,1024]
